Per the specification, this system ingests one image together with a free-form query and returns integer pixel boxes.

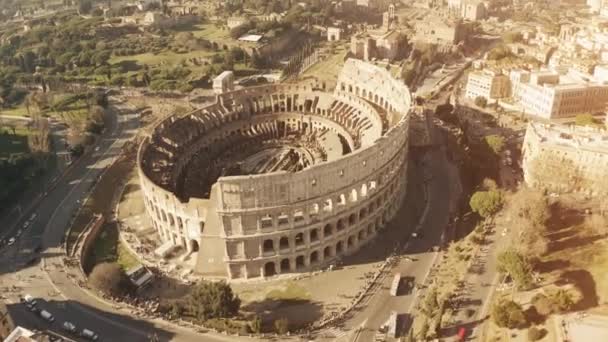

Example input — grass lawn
[91,222,139,271]
[110,50,216,67]
[0,105,30,117]
[265,282,311,302]
[301,48,347,83]
[191,23,231,41]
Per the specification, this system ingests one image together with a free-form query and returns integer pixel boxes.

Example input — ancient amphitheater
[137,59,413,280]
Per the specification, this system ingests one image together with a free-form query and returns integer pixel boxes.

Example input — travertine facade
[510,70,608,119]
[522,122,608,195]
[465,70,511,100]
[137,59,412,280]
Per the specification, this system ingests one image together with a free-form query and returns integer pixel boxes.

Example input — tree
[574,113,598,127]
[474,96,488,108]
[250,315,262,334]
[274,318,289,334]
[497,249,533,290]
[469,190,503,218]
[552,289,574,313]
[79,0,93,14]
[503,31,523,43]
[88,262,131,296]
[531,293,553,316]
[528,326,545,341]
[185,281,240,320]
[491,300,526,329]
[485,135,505,155]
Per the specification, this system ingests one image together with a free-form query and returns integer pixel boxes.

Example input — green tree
[79,0,93,14]
[574,113,598,127]
[497,249,533,290]
[474,96,488,108]
[503,31,523,43]
[552,289,574,313]
[485,135,505,155]
[88,262,132,296]
[491,300,526,329]
[528,326,545,341]
[274,318,289,334]
[250,315,262,333]
[469,190,503,218]
[185,281,240,320]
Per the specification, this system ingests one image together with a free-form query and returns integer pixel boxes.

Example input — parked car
[81,329,99,341]
[39,310,55,323]
[62,321,77,333]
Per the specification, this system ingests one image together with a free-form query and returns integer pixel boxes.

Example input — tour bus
[390,273,401,296]
[388,311,398,338]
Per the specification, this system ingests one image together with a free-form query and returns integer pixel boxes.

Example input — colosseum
[137,59,413,280]
[522,122,608,195]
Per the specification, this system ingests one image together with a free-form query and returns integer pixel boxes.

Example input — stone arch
[324,223,333,237]
[295,232,305,246]
[336,241,344,254]
[360,207,367,219]
[296,255,305,269]
[350,188,358,202]
[361,183,368,197]
[168,213,175,227]
[310,250,319,264]
[280,258,290,273]
[279,236,290,250]
[189,240,199,252]
[161,209,167,222]
[264,262,276,277]
[263,239,274,253]
[310,228,319,242]
[347,235,355,248]
[337,193,346,206]
[358,230,365,241]
[324,198,333,212]
[337,218,346,231]
[324,246,333,258]
[348,213,357,226]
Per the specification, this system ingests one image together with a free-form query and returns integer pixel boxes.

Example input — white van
[39,310,55,323]
[23,294,37,305]
[81,329,99,341]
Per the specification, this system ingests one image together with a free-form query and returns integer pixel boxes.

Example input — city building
[412,17,468,46]
[137,59,412,280]
[328,27,342,41]
[465,69,511,100]
[227,16,247,29]
[510,70,608,119]
[212,71,235,94]
[349,7,403,61]
[522,122,608,195]
[461,0,486,21]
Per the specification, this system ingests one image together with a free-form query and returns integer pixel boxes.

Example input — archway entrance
[280,259,290,273]
[189,240,199,252]
[264,262,276,277]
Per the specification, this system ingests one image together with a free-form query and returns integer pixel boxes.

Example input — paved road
[324,131,456,342]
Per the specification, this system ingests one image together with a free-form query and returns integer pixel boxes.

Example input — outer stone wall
[137,59,413,280]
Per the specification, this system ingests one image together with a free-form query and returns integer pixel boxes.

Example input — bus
[390,273,401,296]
